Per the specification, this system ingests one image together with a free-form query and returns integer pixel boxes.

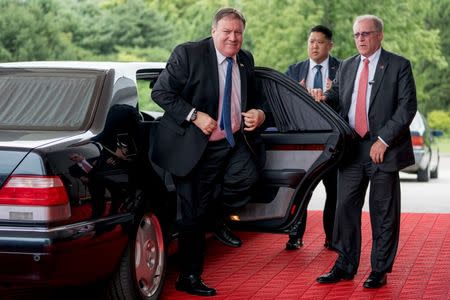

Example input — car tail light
[411,136,424,147]
[0,175,69,206]
[0,175,71,222]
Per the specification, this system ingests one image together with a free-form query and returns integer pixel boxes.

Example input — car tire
[430,159,439,179]
[417,166,430,182]
[107,212,166,300]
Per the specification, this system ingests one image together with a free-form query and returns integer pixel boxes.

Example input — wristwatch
[190,109,198,122]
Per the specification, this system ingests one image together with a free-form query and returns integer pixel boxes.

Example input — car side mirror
[431,130,444,137]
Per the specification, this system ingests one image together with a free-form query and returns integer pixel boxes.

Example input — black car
[0,62,352,299]
[401,111,442,182]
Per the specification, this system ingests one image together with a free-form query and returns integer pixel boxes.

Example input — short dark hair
[309,25,333,41]
[212,7,246,29]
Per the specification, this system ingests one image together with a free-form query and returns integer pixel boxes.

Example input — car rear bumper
[402,148,426,173]
[0,214,133,285]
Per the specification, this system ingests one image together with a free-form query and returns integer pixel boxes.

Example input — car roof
[0,61,166,81]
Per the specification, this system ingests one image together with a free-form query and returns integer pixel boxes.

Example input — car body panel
[0,62,164,286]
[230,68,353,230]
[401,111,440,181]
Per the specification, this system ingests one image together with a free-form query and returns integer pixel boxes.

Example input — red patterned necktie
[355,58,369,137]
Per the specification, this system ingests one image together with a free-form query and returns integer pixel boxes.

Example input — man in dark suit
[285,25,340,250]
[311,15,417,288]
[151,7,266,296]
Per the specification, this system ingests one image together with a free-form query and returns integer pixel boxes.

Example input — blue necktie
[220,57,235,147]
[313,65,323,89]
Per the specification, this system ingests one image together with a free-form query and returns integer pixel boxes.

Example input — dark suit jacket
[326,48,417,172]
[285,55,340,84]
[151,37,262,177]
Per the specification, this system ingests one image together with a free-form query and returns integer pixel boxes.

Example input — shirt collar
[361,47,381,63]
[215,48,236,65]
[309,56,329,70]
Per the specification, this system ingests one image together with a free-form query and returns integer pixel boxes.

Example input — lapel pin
[240,63,244,67]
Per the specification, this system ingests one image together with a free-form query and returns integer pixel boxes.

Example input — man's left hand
[242,109,265,131]
[370,139,388,164]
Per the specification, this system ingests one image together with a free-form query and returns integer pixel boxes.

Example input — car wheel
[107,212,166,300]
[417,166,430,182]
[430,161,439,179]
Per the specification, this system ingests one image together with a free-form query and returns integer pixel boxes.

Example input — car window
[0,69,102,130]
[137,78,163,112]
[256,71,333,132]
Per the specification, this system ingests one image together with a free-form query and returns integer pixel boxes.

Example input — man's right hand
[309,88,327,102]
[193,111,217,135]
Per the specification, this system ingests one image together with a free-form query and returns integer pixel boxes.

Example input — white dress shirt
[209,49,242,141]
[348,48,381,132]
[306,57,330,90]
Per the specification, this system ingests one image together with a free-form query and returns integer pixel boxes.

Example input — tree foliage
[428,110,450,133]
[0,0,448,114]
[0,0,87,61]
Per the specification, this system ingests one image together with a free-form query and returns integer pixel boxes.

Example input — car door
[231,67,353,233]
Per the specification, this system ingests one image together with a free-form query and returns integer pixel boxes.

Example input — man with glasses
[311,15,417,288]
[284,25,340,251]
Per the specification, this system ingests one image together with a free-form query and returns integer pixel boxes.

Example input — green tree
[0,0,88,61]
[72,0,174,60]
[242,0,323,70]
[312,0,446,113]
[1,0,448,117]
[428,110,450,133]
[422,0,450,112]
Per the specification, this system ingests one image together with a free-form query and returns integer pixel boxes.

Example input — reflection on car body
[0,61,353,299]
[401,111,442,182]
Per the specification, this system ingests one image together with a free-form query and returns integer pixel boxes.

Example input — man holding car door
[285,25,340,251]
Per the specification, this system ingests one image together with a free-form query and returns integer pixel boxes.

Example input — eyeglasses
[353,31,377,39]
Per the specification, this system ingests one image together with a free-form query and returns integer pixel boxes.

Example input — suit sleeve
[285,64,296,79]
[151,45,194,125]
[324,66,341,113]
[378,59,417,145]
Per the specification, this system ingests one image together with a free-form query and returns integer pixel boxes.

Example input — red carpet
[161,211,450,299]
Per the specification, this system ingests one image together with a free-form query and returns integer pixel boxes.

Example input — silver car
[401,111,442,182]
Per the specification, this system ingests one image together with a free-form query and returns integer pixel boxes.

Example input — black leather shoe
[214,224,242,247]
[363,271,387,288]
[316,266,354,283]
[175,274,217,296]
[285,237,303,250]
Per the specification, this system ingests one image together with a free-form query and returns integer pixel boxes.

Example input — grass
[137,80,164,112]
[437,136,450,154]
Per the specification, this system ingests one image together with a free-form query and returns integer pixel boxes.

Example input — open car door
[231,67,354,234]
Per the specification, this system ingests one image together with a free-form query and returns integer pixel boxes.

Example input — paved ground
[308,154,450,213]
